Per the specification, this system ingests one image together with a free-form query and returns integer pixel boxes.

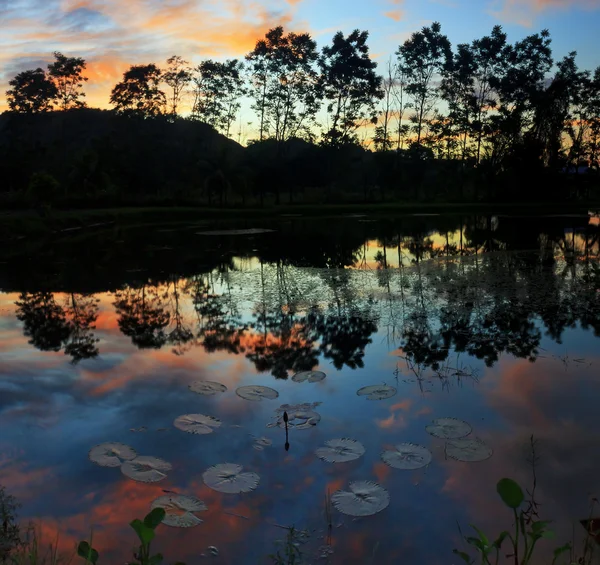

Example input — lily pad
[236,386,279,402]
[446,438,493,462]
[202,463,260,494]
[425,418,472,439]
[150,495,207,528]
[381,443,432,470]
[188,381,227,396]
[292,370,326,383]
[253,436,272,451]
[121,456,172,483]
[267,403,321,430]
[356,385,397,401]
[88,442,137,467]
[331,481,390,517]
[174,414,221,435]
[316,438,365,463]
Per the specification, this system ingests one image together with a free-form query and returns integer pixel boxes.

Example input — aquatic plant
[173,414,221,435]
[291,370,326,383]
[188,381,227,395]
[425,417,472,439]
[331,481,390,517]
[454,478,571,565]
[121,456,172,483]
[77,508,186,565]
[267,403,321,430]
[381,443,432,470]
[202,463,260,494]
[88,443,137,468]
[150,495,207,528]
[446,438,493,462]
[315,438,365,463]
[356,385,397,400]
[235,385,279,401]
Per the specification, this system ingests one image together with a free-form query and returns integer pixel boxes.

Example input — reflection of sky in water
[2,224,600,564]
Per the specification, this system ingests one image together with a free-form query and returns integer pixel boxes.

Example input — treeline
[2,23,600,207]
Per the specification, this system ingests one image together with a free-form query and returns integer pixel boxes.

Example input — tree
[163,55,192,116]
[490,29,553,164]
[47,51,88,110]
[320,29,383,146]
[110,64,166,117]
[5,68,57,113]
[246,27,321,143]
[440,43,477,160]
[397,22,452,145]
[373,58,397,151]
[469,26,508,163]
[191,59,245,137]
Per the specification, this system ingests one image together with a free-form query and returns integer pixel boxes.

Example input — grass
[5,523,74,565]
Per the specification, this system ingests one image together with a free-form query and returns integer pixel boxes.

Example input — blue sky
[0,0,599,111]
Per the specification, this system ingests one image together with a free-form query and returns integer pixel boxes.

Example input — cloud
[490,0,600,26]
[0,0,308,110]
[383,0,405,21]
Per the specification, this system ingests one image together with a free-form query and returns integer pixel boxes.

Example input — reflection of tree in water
[165,277,195,355]
[63,293,100,362]
[189,274,245,355]
[16,292,70,352]
[113,284,170,349]
[246,261,318,379]
[15,291,99,362]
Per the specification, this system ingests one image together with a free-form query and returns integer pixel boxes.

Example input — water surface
[1,213,600,564]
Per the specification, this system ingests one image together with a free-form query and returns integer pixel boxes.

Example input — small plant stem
[513,509,519,565]
[520,512,529,564]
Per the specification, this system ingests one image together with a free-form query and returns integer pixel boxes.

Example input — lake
[1,212,600,564]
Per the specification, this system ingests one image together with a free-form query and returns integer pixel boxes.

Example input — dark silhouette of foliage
[319,29,382,146]
[47,51,88,110]
[191,59,245,136]
[397,22,452,145]
[5,68,57,113]
[110,64,166,117]
[163,55,192,117]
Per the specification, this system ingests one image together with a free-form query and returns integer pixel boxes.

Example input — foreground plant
[77,508,184,565]
[454,478,571,565]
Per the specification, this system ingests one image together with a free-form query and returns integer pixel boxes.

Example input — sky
[0,0,599,113]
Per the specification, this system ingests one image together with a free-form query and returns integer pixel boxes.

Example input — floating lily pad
[88,442,137,467]
[331,481,390,517]
[316,438,365,463]
[121,456,172,483]
[253,436,272,451]
[236,386,279,402]
[381,443,432,470]
[292,370,326,383]
[150,495,207,528]
[188,381,227,396]
[446,438,493,462]
[425,418,472,439]
[267,403,321,430]
[174,414,221,435]
[202,463,260,494]
[356,385,397,400]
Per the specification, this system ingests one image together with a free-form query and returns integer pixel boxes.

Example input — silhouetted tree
[320,29,383,146]
[47,52,88,110]
[191,59,245,136]
[6,68,57,113]
[246,27,321,143]
[163,55,192,116]
[110,64,166,117]
[397,22,452,145]
[63,293,100,362]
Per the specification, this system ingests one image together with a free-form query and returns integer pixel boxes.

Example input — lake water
[1,213,600,564]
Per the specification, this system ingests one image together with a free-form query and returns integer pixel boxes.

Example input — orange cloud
[384,10,404,21]
[491,0,599,25]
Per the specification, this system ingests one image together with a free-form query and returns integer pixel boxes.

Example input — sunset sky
[1,0,599,113]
